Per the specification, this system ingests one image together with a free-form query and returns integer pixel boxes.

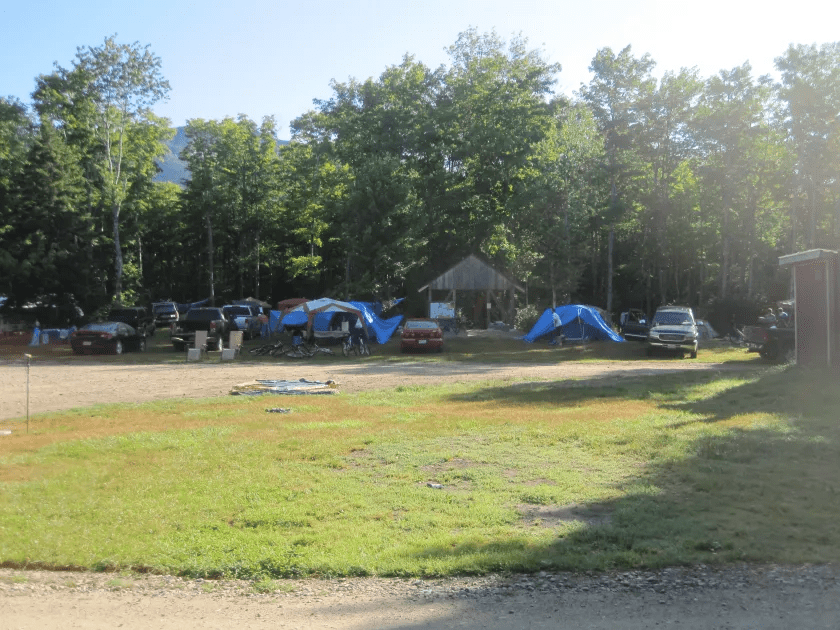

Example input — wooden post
[25,353,31,434]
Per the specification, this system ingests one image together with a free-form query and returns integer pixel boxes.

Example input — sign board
[430,302,455,319]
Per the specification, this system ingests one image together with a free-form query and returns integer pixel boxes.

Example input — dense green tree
[579,45,656,313]
[775,42,840,250]
[4,123,92,310]
[33,36,171,303]
[694,63,773,298]
[181,115,285,303]
[517,100,604,306]
[0,97,35,300]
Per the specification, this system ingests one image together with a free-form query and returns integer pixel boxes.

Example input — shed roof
[779,249,838,266]
[418,254,524,292]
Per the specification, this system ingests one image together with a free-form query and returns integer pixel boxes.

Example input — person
[351,316,366,348]
[776,307,790,328]
[550,310,563,346]
[758,307,776,326]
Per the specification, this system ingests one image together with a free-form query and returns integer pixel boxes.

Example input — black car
[107,307,156,337]
[645,306,699,358]
[70,322,147,355]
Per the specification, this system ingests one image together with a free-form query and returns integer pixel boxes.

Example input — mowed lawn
[0,354,838,580]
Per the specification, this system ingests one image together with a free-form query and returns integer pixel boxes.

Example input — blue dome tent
[523,305,624,343]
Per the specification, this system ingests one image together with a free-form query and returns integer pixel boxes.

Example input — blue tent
[523,305,624,343]
[270,298,403,344]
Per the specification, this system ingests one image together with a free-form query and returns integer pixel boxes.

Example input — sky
[2,0,839,139]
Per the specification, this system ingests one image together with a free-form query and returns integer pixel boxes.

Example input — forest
[2,31,839,329]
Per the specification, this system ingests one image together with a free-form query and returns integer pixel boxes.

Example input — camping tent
[523,305,624,343]
[271,298,403,344]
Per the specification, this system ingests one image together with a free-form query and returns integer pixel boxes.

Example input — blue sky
[2,0,838,139]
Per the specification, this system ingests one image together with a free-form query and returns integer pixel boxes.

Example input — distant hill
[154,126,289,187]
[154,126,190,186]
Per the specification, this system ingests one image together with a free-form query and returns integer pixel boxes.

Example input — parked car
[107,306,156,337]
[645,305,699,358]
[70,322,147,355]
[401,318,444,353]
[152,302,180,328]
[222,304,263,340]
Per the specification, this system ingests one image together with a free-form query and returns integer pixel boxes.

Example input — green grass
[1,360,836,580]
[2,329,759,366]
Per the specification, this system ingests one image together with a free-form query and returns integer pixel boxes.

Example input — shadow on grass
[424,366,840,572]
[442,367,743,407]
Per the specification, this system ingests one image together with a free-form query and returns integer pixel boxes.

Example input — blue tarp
[523,305,624,343]
[176,298,210,314]
[269,299,403,344]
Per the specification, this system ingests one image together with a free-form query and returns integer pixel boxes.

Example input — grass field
[1,339,837,580]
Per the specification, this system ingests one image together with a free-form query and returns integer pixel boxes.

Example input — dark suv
[107,306,156,337]
[152,302,180,328]
[645,306,699,358]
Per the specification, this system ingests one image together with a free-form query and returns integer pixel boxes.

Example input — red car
[70,322,147,355]
[400,318,444,353]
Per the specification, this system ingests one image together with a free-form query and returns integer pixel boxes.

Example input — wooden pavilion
[417,254,524,328]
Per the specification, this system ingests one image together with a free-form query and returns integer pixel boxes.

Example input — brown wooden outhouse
[778,249,840,368]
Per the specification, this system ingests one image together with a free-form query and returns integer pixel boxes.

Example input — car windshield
[153,304,175,313]
[406,320,438,330]
[653,312,693,326]
[224,306,250,316]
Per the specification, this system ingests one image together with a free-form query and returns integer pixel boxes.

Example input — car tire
[173,342,184,352]
[114,340,124,355]
[690,349,697,359]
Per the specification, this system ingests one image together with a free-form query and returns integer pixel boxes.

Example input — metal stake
[25,353,31,434]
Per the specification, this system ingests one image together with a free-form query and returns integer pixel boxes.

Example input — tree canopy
[3,32,840,330]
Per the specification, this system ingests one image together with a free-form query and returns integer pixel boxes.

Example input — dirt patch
[0,354,736,422]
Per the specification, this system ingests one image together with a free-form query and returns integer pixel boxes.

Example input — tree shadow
[424,365,840,573]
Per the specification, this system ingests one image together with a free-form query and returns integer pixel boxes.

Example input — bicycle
[342,334,370,357]
[249,339,291,356]
[284,339,335,359]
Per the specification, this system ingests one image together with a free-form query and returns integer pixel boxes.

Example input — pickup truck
[742,324,795,362]
[170,307,230,351]
[222,304,263,340]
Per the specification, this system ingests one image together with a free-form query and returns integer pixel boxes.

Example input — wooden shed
[778,248,839,368]
[418,255,524,328]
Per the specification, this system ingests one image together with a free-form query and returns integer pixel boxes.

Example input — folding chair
[194,330,208,355]
[222,331,243,361]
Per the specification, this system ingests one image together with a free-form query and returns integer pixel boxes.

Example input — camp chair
[223,331,244,360]
[194,330,208,353]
